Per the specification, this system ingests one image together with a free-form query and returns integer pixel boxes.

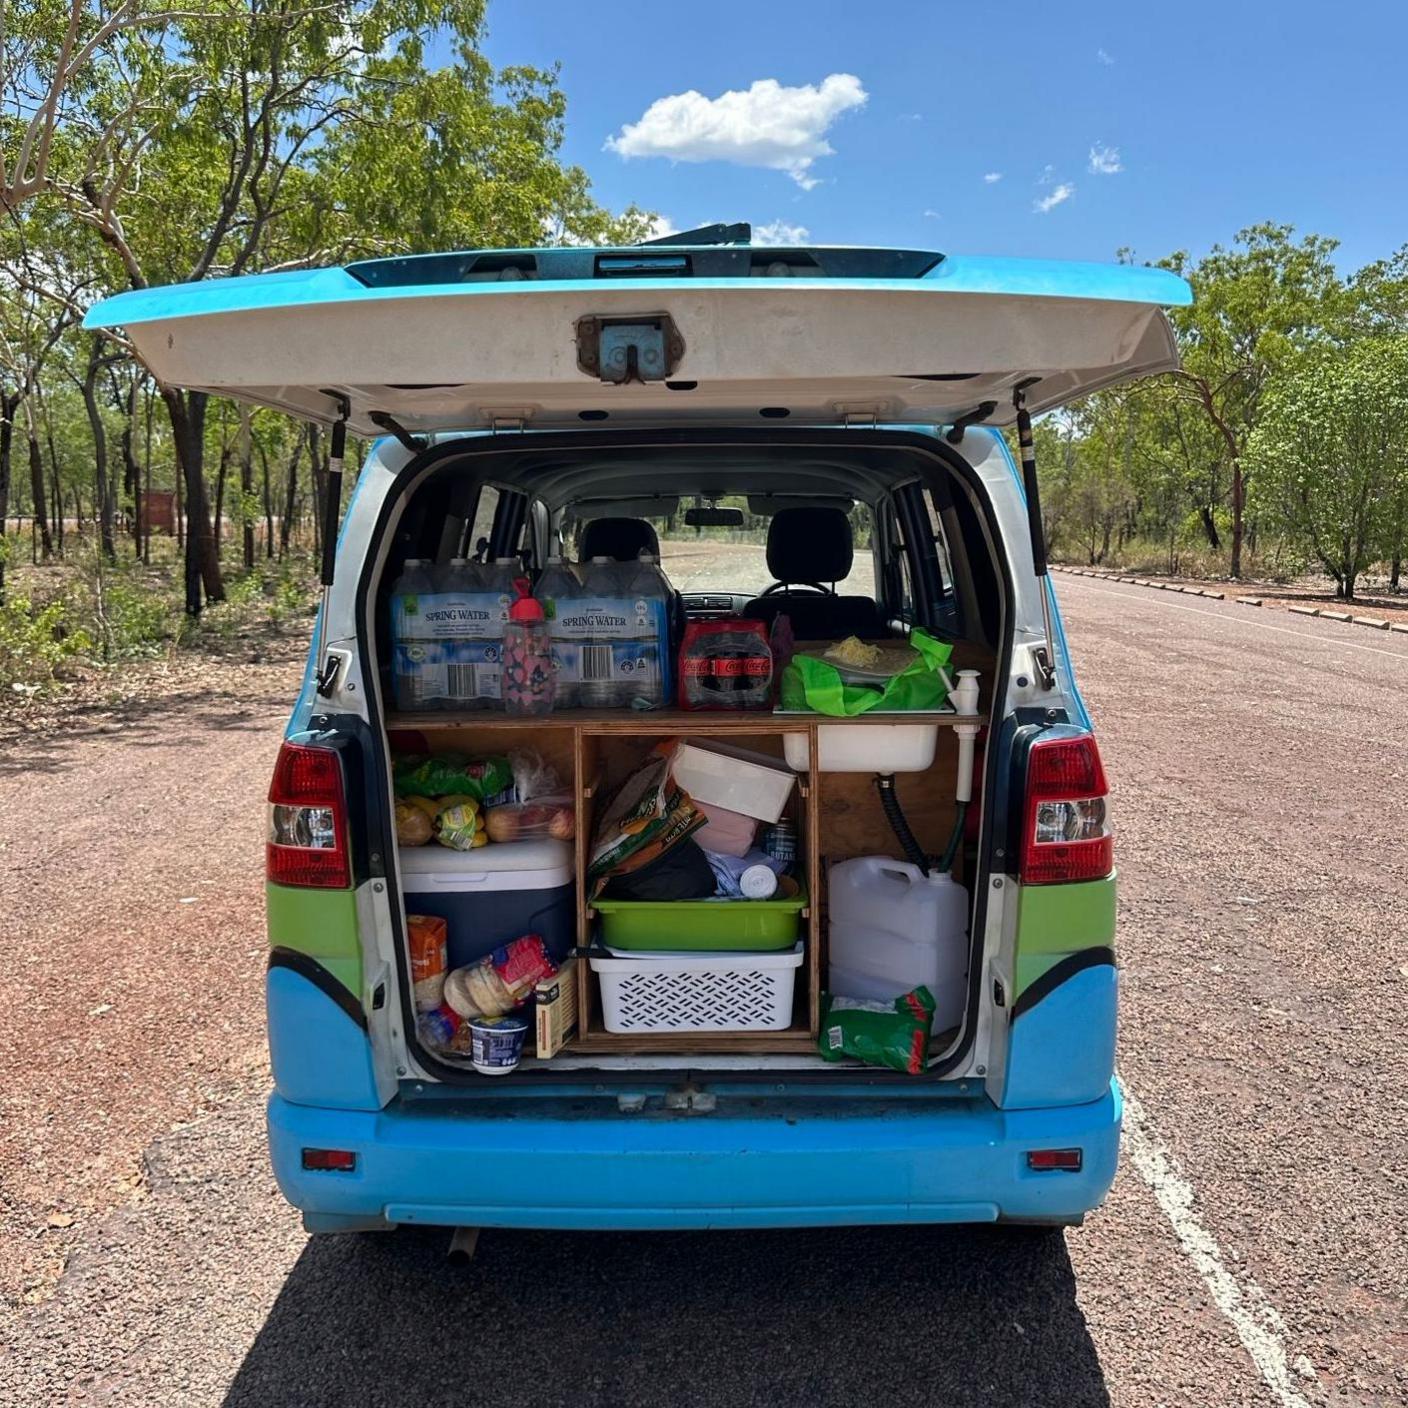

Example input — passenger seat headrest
[578,516,660,562]
[766,506,853,583]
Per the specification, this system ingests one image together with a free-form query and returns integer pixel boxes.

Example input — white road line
[1063,581,1408,665]
[1122,1087,1313,1408]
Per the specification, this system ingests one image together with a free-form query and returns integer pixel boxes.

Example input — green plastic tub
[591,882,807,951]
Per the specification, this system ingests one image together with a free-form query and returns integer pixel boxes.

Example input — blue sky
[468,0,1407,272]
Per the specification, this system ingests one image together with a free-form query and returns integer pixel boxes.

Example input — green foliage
[1246,336,1408,598]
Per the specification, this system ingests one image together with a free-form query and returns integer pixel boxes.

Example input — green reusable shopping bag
[780,629,954,716]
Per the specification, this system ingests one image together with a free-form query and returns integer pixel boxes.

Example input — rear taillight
[1020,733,1112,885]
[267,742,349,888]
[302,1148,357,1172]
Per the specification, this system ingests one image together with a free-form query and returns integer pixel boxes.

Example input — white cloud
[642,214,680,240]
[1037,163,1058,185]
[922,209,941,219]
[1033,182,1075,213]
[1097,48,1115,65]
[605,74,868,189]
[754,219,811,246]
[1088,143,1123,175]
[983,171,1003,184]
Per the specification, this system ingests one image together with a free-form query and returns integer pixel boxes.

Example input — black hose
[938,799,968,873]
[874,774,929,875]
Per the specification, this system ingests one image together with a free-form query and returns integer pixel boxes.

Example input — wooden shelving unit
[388,706,979,1056]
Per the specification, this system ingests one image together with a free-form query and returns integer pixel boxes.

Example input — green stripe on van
[266,883,362,994]
[1012,876,1116,999]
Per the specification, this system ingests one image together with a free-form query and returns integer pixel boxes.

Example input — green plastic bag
[393,752,512,801]
[818,987,936,1075]
[780,629,954,716]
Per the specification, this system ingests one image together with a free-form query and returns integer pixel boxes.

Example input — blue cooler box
[397,838,576,968]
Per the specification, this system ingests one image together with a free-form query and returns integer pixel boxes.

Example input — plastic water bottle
[389,559,443,710]
[440,557,483,710]
[622,550,668,709]
[578,556,625,708]
[475,558,519,709]
[536,557,581,709]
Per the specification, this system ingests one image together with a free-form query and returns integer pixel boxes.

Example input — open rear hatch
[85,244,1191,436]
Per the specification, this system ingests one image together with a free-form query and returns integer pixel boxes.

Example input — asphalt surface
[2,579,1405,1406]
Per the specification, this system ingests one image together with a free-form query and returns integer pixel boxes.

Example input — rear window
[566,500,876,598]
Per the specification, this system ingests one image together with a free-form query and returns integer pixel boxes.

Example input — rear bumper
[269,1079,1122,1232]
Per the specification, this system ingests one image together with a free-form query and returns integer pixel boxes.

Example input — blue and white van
[87,235,1191,1235]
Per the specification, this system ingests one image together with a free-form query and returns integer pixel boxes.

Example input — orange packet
[407,914,447,983]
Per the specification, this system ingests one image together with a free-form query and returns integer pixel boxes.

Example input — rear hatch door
[85,245,1191,436]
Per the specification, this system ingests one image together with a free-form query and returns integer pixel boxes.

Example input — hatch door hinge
[576,314,684,384]
[484,408,532,434]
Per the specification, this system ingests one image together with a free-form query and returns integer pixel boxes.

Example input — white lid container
[397,837,572,891]
[783,723,938,774]
[670,740,797,823]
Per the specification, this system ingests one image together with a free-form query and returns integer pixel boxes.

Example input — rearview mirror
[684,506,745,528]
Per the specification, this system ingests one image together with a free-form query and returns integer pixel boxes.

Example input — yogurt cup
[467,1013,529,1076]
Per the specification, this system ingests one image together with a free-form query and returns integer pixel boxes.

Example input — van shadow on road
[223,1221,1108,1408]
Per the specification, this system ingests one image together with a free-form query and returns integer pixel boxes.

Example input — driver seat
[742,506,883,638]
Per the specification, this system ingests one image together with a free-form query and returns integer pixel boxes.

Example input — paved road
[2,580,1404,1406]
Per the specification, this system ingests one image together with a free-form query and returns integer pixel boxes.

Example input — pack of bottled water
[389,557,514,710]
[539,551,671,709]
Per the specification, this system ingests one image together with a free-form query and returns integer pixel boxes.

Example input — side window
[465,485,500,561]
[880,503,916,623]
[924,489,955,598]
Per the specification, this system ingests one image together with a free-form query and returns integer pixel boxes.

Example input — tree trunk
[1197,503,1221,551]
[280,433,303,559]
[1229,459,1245,579]
[1392,554,1402,591]
[258,441,274,560]
[26,409,53,560]
[309,424,324,558]
[44,402,63,557]
[82,347,118,561]
[142,381,154,564]
[118,374,141,548]
[239,404,255,571]
[0,389,16,599]
[161,385,225,615]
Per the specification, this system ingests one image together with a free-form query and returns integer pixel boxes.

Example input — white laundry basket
[591,944,803,1033]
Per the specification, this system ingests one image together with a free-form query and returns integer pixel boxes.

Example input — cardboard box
[533,957,578,1058]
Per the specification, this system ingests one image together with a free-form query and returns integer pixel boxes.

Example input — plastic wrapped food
[395,801,434,846]
[484,796,576,843]
[407,914,448,1013]
[589,749,705,879]
[393,752,512,801]
[434,800,486,850]
[818,987,936,1075]
[442,936,557,1021]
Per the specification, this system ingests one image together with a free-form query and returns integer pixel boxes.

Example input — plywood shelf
[386,709,980,733]
[565,1027,816,1055]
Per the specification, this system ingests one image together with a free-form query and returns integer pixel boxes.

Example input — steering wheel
[756,580,835,597]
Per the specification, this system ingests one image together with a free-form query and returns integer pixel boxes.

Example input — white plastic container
[591,943,803,1033]
[670,740,796,823]
[398,838,574,969]
[783,723,939,774]
[826,857,969,1032]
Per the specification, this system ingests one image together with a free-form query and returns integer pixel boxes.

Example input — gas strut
[1013,382,1057,690]
[314,393,350,697]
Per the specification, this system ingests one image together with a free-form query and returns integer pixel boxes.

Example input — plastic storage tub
[670,740,796,822]
[591,882,807,951]
[591,943,804,1032]
[398,838,574,968]
[783,723,939,774]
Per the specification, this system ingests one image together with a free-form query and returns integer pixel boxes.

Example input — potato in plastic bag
[395,801,434,846]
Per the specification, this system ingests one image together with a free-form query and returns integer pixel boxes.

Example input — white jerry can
[826,857,970,1033]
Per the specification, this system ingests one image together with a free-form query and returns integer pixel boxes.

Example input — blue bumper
[270,1080,1122,1232]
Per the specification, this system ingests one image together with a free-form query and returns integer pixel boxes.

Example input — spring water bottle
[622,550,668,709]
[578,556,625,708]
[440,557,483,710]
[390,559,443,710]
[536,556,581,709]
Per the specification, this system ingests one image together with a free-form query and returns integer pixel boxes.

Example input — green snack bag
[393,752,512,800]
[781,628,954,716]
[818,987,936,1075]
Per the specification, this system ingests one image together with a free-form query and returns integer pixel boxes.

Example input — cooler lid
[397,837,573,886]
